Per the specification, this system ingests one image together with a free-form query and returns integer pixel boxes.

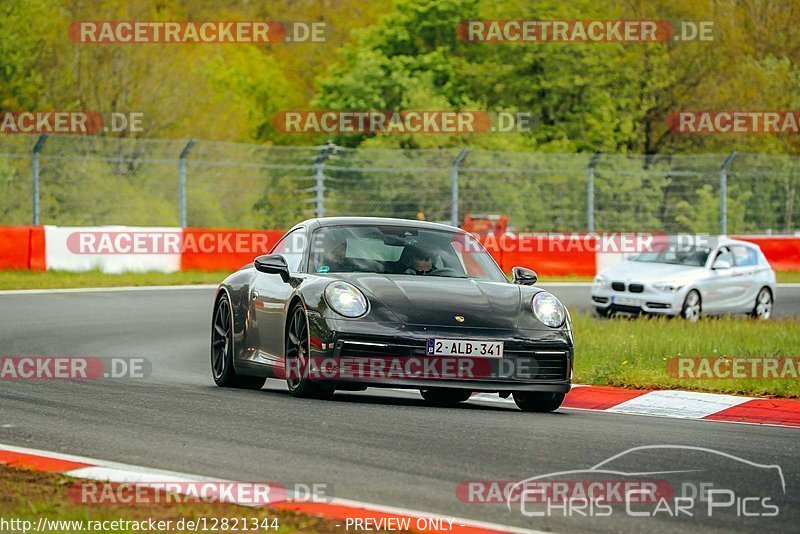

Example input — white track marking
[606,390,753,419]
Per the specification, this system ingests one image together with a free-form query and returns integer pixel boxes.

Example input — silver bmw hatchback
[591,237,776,321]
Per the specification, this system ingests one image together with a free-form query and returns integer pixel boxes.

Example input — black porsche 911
[211,217,573,412]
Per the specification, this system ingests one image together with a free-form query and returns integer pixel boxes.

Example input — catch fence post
[314,141,335,218]
[450,149,469,227]
[587,151,602,232]
[178,139,195,227]
[720,151,737,235]
[32,134,48,225]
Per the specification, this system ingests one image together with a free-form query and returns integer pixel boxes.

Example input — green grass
[0,270,230,290]
[573,312,800,398]
[0,466,363,534]
[776,271,800,283]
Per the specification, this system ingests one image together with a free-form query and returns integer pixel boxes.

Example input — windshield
[631,244,711,267]
[308,225,506,282]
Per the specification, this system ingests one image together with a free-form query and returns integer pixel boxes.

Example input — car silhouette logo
[455,315,465,322]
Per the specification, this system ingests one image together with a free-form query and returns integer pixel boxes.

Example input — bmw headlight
[532,292,566,328]
[593,275,607,288]
[324,281,368,318]
[653,282,683,293]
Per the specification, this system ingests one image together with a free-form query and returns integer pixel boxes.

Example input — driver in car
[404,245,434,275]
[321,235,354,272]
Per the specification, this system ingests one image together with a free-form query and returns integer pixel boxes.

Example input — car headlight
[653,282,683,293]
[593,275,607,288]
[324,281,368,318]
[532,291,566,328]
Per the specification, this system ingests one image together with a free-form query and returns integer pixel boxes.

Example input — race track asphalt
[0,287,797,534]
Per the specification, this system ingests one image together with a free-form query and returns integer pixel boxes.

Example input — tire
[420,389,471,406]
[211,293,266,390]
[751,287,773,320]
[513,392,564,412]
[681,290,702,322]
[285,304,335,400]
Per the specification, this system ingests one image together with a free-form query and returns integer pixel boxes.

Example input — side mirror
[712,258,731,270]
[512,266,538,286]
[254,254,290,283]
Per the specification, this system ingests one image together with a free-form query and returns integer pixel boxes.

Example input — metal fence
[1,134,798,234]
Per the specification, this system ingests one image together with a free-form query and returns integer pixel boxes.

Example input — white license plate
[612,296,640,306]
[426,338,504,358]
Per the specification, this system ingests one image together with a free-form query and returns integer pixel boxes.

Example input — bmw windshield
[631,244,711,267]
[308,225,507,282]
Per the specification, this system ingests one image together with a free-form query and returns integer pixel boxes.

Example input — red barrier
[481,233,598,276]
[179,228,284,271]
[0,226,30,269]
[2,226,799,275]
[29,226,46,271]
[0,226,45,270]
[736,236,800,271]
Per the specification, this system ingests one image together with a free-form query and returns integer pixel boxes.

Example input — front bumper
[305,314,573,393]
[591,285,684,315]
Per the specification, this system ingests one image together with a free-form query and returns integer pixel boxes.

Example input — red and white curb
[0,443,543,534]
[471,385,800,428]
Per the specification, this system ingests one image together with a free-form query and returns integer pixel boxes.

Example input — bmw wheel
[681,290,701,322]
[751,287,773,320]
[211,293,266,389]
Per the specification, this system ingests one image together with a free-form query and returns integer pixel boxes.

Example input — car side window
[731,246,758,267]
[712,247,733,268]
[270,228,307,272]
